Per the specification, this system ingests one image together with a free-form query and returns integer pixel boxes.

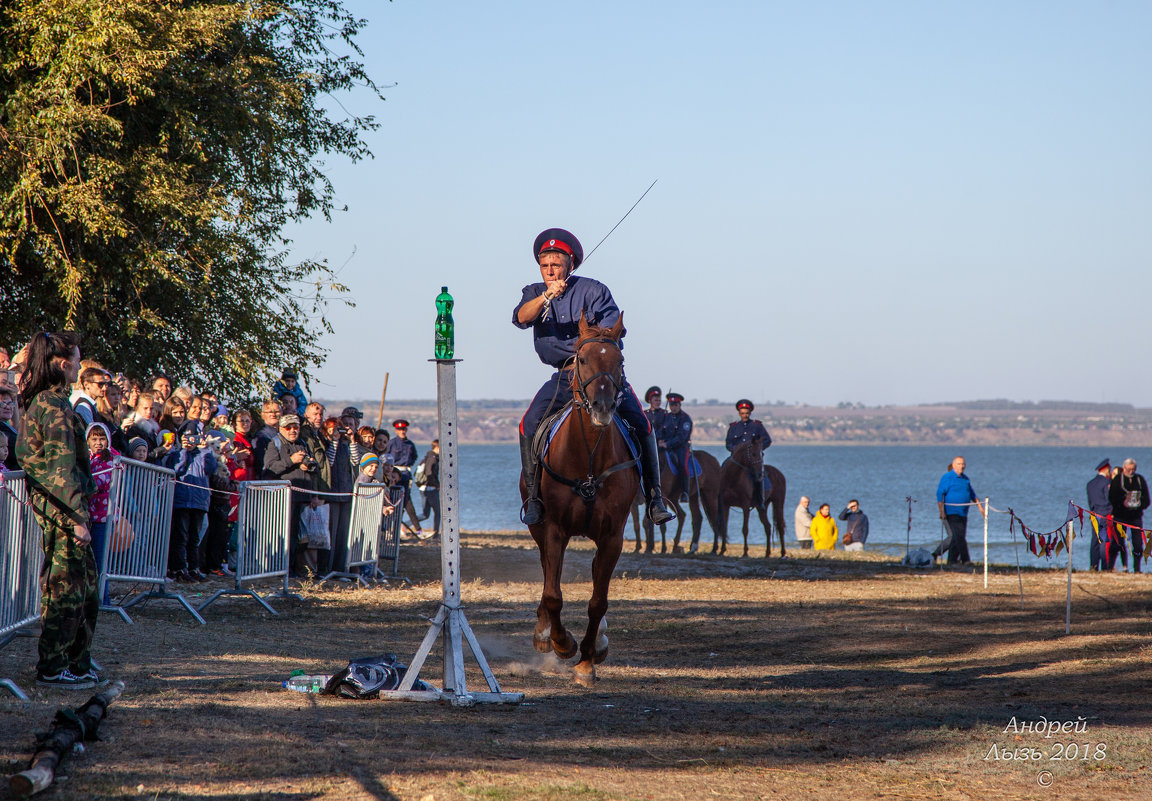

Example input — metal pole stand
[379,360,523,707]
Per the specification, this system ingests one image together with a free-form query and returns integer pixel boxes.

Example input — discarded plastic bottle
[282,674,332,693]
[434,286,454,359]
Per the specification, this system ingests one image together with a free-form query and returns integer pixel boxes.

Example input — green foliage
[0,0,382,396]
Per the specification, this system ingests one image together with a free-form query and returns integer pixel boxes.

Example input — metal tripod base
[104,581,206,625]
[378,602,523,707]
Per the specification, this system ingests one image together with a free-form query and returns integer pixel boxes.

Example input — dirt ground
[3,530,1152,801]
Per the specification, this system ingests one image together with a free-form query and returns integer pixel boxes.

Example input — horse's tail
[766,465,787,536]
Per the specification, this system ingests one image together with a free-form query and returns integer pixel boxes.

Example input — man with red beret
[513,227,674,526]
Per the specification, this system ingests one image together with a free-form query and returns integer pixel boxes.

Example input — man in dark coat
[263,414,317,575]
[1086,458,1113,571]
[1108,458,1149,573]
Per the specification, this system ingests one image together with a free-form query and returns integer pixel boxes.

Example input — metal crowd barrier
[101,457,205,625]
[0,472,43,701]
[323,482,390,586]
[198,481,300,614]
[375,485,411,587]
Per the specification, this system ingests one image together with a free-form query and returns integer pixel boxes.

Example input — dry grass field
[3,531,1152,800]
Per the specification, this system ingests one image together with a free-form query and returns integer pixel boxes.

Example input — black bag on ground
[322,654,432,698]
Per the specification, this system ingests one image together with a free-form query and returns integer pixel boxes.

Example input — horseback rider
[514,228,675,527]
[725,399,772,509]
[661,391,693,502]
[644,386,666,440]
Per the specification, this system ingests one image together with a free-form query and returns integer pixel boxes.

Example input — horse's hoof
[660,544,667,554]
[533,630,553,654]
[574,663,596,687]
[672,546,683,554]
[593,644,609,665]
[554,630,578,659]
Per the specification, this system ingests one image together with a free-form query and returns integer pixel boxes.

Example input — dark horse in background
[630,450,722,554]
[717,437,788,557]
[521,314,639,687]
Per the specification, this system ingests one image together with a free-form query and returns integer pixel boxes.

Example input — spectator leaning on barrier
[0,384,19,470]
[263,413,317,577]
[838,500,869,552]
[163,422,219,582]
[204,437,236,576]
[1108,458,1149,574]
[326,407,364,574]
[85,422,118,578]
[17,330,102,690]
[793,496,814,550]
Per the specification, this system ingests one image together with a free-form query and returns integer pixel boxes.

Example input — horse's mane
[577,321,624,345]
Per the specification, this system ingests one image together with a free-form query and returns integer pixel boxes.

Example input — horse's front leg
[533,524,577,658]
[741,508,751,557]
[575,529,623,687]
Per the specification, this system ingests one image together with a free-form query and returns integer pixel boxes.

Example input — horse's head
[572,313,626,427]
[734,437,764,479]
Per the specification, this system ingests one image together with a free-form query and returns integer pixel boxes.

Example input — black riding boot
[519,434,544,525]
[639,431,675,525]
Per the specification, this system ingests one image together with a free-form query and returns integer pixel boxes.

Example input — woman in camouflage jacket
[16,331,100,690]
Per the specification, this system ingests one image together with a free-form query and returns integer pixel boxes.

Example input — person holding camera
[263,414,317,576]
[325,406,364,573]
[163,421,219,582]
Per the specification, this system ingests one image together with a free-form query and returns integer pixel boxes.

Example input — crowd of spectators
[1,352,439,584]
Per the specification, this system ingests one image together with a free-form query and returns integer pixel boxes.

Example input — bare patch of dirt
[3,530,1152,800]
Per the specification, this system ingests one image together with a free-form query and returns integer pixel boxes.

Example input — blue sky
[286,1,1152,406]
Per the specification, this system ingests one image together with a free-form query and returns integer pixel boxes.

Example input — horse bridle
[570,336,625,415]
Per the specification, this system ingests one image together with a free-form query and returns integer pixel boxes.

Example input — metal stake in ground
[381,359,523,706]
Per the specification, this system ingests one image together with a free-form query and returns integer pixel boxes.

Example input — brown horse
[521,314,639,687]
[631,449,722,553]
[716,438,788,557]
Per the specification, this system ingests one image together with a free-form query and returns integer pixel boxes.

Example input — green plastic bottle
[434,286,454,359]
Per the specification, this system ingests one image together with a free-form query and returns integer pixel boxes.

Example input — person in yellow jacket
[809,503,839,550]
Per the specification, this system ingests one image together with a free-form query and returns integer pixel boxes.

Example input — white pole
[981,495,990,590]
[1065,520,1073,635]
[983,496,990,589]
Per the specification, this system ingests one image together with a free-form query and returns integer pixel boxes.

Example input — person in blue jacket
[271,369,307,412]
[513,227,673,527]
[163,421,218,581]
[934,456,985,565]
[661,392,693,502]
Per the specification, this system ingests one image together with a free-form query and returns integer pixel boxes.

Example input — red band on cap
[539,238,573,257]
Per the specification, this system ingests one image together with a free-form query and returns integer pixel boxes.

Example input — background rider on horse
[513,227,675,527]
[725,399,772,509]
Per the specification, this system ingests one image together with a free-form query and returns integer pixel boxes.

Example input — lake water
[446,444,1152,571]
